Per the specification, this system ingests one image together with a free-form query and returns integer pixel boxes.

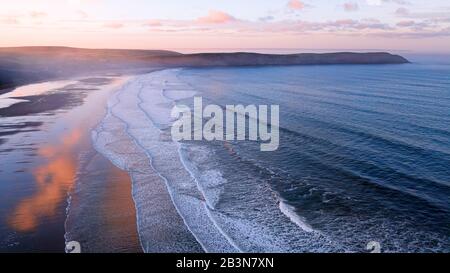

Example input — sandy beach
[0,74,142,252]
[1,0,450,259]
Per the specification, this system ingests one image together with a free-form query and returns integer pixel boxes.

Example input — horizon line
[1,45,450,55]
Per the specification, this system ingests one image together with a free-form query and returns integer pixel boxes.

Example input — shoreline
[92,70,206,253]
[2,64,448,253]
[93,68,343,253]
[63,75,144,253]
[0,74,142,252]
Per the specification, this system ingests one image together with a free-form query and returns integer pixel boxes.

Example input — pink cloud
[395,7,410,16]
[287,0,305,11]
[383,0,411,5]
[1,16,19,25]
[103,22,124,29]
[30,11,47,19]
[77,10,88,19]
[197,10,236,24]
[144,19,162,27]
[397,20,415,27]
[343,2,359,12]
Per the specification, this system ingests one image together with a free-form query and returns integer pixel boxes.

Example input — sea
[86,61,450,253]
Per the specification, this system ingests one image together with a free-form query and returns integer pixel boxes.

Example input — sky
[1,0,449,53]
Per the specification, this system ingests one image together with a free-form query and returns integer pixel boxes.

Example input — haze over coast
[0,47,409,91]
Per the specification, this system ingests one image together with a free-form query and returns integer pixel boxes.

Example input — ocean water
[92,64,450,253]
[0,80,78,109]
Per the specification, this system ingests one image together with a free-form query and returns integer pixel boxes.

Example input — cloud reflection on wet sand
[8,129,82,232]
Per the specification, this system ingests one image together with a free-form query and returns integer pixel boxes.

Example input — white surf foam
[163,90,198,101]
[92,69,344,253]
[92,70,239,253]
[90,81,204,253]
[279,199,314,233]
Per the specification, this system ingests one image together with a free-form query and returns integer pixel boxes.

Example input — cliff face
[0,47,409,90]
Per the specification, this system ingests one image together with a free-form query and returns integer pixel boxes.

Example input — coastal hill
[0,46,409,90]
[155,52,409,66]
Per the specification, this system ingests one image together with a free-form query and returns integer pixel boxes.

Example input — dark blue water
[178,64,450,252]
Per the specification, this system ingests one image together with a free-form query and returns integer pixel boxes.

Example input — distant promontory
[0,47,409,91]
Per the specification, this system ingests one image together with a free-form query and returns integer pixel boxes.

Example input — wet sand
[0,80,100,117]
[0,87,15,96]
[0,75,142,252]
[65,151,142,253]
